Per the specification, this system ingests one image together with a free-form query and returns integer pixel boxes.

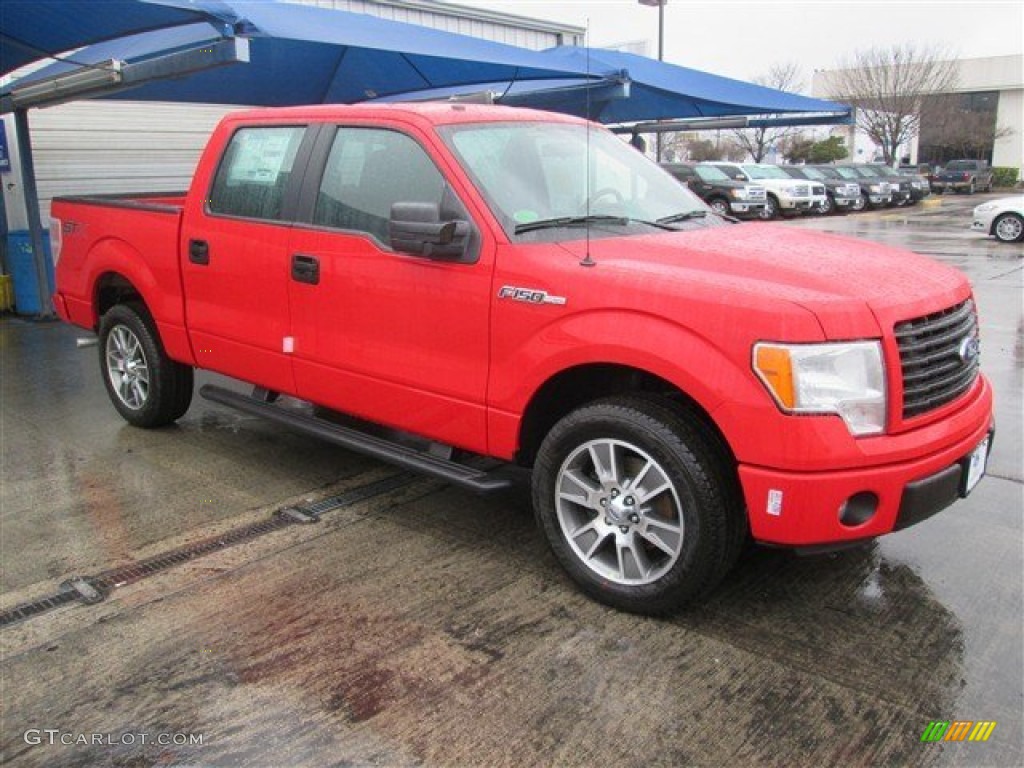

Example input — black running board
[199,384,518,493]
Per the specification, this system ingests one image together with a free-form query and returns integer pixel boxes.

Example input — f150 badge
[498,285,567,306]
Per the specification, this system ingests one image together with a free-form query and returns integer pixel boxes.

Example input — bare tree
[824,44,959,165]
[729,62,804,162]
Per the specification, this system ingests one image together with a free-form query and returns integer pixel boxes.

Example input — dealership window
[208,126,306,221]
[314,128,446,243]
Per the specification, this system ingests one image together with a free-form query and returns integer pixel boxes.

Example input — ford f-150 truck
[51,104,994,614]
[934,159,995,195]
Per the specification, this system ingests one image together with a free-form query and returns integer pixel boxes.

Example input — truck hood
[557,223,969,339]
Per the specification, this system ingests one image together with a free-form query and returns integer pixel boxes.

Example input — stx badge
[498,286,567,306]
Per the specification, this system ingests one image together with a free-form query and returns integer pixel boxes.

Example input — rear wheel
[532,397,744,614]
[99,303,193,427]
[993,212,1024,243]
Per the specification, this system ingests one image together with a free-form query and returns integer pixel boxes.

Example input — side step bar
[199,384,519,493]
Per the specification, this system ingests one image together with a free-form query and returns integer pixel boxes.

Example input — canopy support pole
[13,108,52,318]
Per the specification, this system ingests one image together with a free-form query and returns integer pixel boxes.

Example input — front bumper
[739,380,994,547]
[729,202,766,215]
[833,196,859,208]
[868,193,892,205]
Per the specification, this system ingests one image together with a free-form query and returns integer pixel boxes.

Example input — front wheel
[708,197,730,217]
[818,194,834,215]
[99,303,194,427]
[758,195,779,220]
[851,194,867,212]
[993,212,1024,243]
[532,397,744,614]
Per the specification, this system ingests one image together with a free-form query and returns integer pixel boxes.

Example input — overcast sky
[457,0,1023,91]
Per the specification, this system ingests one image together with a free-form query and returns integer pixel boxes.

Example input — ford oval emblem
[958,335,980,366]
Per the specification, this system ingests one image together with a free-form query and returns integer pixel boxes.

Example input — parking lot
[1,193,1021,767]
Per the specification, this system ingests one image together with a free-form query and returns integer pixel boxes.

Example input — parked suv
[934,160,994,194]
[662,162,767,218]
[809,166,886,210]
[711,162,826,219]
[780,165,861,215]
[868,164,930,203]
[843,165,912,206]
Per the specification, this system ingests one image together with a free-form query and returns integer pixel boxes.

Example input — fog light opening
[839,492,879,527]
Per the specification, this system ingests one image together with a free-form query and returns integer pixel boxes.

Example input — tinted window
[209,127,305,220]
[314,128,445,243]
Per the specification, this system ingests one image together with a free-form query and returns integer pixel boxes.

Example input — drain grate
[0,473,416,628]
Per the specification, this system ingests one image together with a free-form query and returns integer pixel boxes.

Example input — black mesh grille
[895,299,979,418]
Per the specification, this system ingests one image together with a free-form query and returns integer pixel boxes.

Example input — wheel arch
[515,362,736,471]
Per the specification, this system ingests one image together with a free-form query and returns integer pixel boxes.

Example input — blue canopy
[2,0,596,108]
[500,48,850,123]
[0,0,231,77]
[3,0,850,124]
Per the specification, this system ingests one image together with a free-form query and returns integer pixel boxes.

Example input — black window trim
[204,123,323,226]
[293,122,481,265]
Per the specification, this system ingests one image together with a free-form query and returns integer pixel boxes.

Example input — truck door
[286,124,493,454]
[181,124,312,395]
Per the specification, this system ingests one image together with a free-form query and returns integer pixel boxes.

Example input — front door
[286,125,493,453]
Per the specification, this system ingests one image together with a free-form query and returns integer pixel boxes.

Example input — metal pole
[656,1,664,163]
[12,108,52,318]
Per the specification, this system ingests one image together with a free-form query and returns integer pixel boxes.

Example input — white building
[812,54,1022,173]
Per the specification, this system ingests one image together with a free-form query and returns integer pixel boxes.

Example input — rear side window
[209,126,305,220]
[313,128,445,243]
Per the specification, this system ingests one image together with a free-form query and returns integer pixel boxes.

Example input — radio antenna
[581,21,596,268]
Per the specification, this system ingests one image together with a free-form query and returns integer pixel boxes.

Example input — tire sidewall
[994,213,1024,243]
[99,304,177,427]
[532,402,723,613]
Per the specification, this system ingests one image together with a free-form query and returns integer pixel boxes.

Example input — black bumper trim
[894,464,962,531]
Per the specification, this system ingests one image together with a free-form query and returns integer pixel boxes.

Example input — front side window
[209,126,305,220]
[314,128,446,244]
[694,165,731,182]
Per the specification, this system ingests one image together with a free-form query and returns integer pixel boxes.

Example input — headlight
[730,188,748,199]
[869,184,882,193]
[974,202,998,214]
[753,341,886,436]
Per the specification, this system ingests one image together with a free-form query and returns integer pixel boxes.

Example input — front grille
[812,184,826,195]
[746,187,766,200]
[792,184,809,196]
[895,299,980,418]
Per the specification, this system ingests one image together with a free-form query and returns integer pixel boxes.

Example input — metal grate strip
[0,473,416,628]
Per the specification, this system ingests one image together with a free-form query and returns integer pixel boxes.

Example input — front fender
[486,309,774,459]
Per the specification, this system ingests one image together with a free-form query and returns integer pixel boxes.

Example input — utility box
[7,231,53,315]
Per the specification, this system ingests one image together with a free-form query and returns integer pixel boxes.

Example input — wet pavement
[1,193,1021,767]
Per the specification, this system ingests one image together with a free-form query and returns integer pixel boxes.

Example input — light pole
[638,0,666,161]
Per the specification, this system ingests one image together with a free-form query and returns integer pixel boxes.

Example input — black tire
[98,302,193,427]
[758,195,779,220]
[531,396,745,614]
[818,194,834,215]
[966,180,976,195]
[851,193,867,212]
[708,197,730,217]
[993,212,1024,243]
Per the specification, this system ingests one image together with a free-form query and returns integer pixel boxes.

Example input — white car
[972,196,1024,243]
[711,162,828,220]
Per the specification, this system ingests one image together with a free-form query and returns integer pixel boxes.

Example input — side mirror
[389,202,469,261]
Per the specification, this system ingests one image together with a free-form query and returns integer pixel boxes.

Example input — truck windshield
[439,122,710,239]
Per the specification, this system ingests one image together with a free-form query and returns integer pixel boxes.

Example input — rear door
[182,124,314,394]
[285,123,494,453]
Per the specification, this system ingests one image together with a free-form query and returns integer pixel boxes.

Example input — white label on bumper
[965,437,989,495]
[767,489,783,516]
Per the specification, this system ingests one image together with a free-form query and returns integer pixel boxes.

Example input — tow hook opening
[839,492,879,527]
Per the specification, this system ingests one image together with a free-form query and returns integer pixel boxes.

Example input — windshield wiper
[656,210,708,224]
[514,214,628,234]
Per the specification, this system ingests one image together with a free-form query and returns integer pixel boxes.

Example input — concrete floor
[1,193,1021,767]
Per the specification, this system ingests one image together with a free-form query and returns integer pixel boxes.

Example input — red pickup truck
[51,104,994,614]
